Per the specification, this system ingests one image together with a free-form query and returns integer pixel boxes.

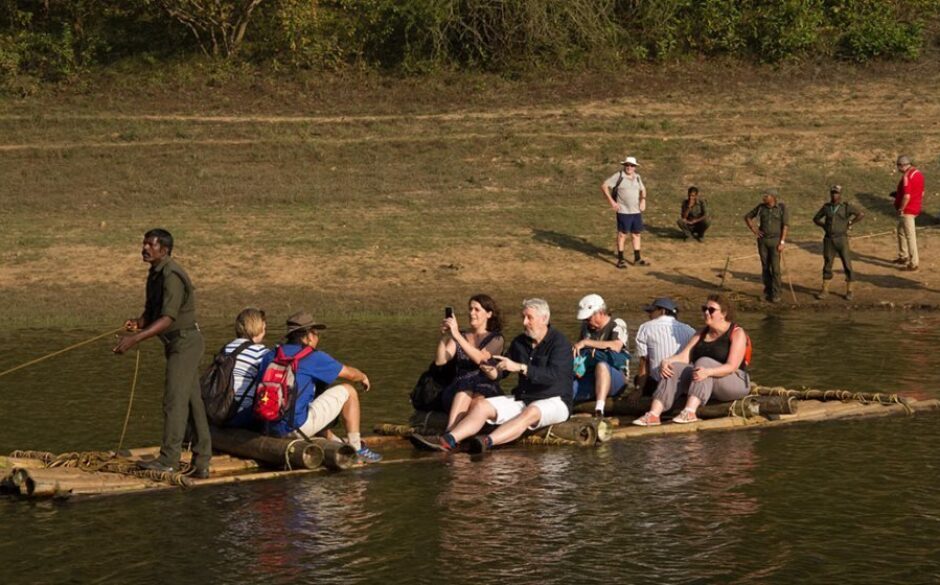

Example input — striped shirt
[634,316,695,381]
[224,338,271,412]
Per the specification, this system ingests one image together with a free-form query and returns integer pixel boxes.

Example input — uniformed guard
[677,185,710,241]
[113,228,210,478]
[812,185,864,300]
[744,189,790,303]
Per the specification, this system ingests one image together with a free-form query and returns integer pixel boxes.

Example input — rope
[116,349,141,452]
[0,327,124,379]
[283,439,307,471]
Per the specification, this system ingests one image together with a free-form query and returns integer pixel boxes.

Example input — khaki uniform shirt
[813,202,861,237]
[746,202,789,238]
[681,198,708,220]
[144,257,197,334]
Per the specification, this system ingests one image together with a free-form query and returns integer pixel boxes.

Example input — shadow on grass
[645,222,687,240]
[531,229,616,266]
[855,191,896,219]
[729,269,819,297]
[648,270,723,293]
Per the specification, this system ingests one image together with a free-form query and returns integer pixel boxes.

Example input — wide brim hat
[285,311,327,336]
[619,156,640,166]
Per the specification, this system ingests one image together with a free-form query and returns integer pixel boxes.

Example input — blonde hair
[235,307,266,339]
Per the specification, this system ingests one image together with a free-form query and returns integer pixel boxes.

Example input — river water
[1,311,938,584]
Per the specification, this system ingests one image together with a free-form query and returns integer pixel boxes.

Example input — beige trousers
[896,214,918,267]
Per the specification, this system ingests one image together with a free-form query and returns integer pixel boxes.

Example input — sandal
[632,412,661,426]
[672,409,699,424]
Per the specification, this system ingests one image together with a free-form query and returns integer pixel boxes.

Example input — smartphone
[444,306,454,319]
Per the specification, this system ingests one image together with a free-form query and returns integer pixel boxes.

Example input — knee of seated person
[337,383,357,397]
[521,405,542,421]
[594,362,609,375]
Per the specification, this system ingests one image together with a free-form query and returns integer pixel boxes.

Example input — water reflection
[1,312,939,585]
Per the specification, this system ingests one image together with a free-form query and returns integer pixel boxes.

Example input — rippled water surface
[1,311,938,584]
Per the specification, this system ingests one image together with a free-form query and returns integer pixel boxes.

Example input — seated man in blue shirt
[257,311,382,463]
[439,298,573,454]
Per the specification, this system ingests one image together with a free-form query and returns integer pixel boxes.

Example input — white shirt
[634,315,695,381]
[224,338,271,410]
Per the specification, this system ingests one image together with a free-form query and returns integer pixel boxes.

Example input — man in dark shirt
[813,184,864,300]
[744,190,790,303]
[441,298,573,454]
[113,229,211,478]
[677,186,710,241]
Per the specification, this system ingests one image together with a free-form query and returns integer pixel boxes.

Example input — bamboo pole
[719,255,732,289]
[306,438,356,471]
[210,427,325,470]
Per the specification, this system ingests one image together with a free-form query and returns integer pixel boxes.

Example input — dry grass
[2,64,939,327]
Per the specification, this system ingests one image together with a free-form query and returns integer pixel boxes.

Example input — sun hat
[285,311,327,336]
[577,294,606,320]
[619,156,640,167]
[830,184,843,194]
[643,297,679,313]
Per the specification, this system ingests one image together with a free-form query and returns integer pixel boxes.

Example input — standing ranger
[813,185,864,300]
[744,189,790,303]
[113,229,210,478]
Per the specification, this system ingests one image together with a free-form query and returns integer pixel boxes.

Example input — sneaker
[467,435,490,454]
[903,264,919,272]
[892,257,909,265]
[616,258,627,269]
[356,445,383,464]
[632,412,661,426]
[409,433,446,452]
[594,410,604,419]
[769,296,782,304]
[636,258,650,266]
[672,409,699,424]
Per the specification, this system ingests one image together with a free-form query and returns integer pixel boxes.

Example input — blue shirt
[255,344,344,436]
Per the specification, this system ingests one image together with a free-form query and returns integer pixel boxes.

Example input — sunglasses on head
[701,305,719,315]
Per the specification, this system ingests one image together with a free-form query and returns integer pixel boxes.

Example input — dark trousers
[160,329,211,469]
[758,237,782,299]
[822,235,853,281]
[677,218,710,238]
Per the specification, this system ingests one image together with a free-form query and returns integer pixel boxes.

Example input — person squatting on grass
[813,185,864,301]
[602,155,649,268]
[633,294,750,426]
[677,185,710,241]
[440,298,573,454]
[571,294,630,418]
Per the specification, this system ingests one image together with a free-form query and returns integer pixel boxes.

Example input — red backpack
[253,346,314,423]
[731,323,753,368]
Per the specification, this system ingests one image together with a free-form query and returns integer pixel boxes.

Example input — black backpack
[409,360,456,412]
[200,340,253,425]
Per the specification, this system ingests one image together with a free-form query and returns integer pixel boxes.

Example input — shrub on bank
[0,0,937,89]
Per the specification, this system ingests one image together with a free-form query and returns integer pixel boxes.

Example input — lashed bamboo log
[572,394,652,416]
[210,427,324,470]
[305,438,356,471]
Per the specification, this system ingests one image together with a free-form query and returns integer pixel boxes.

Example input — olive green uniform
[813,202,861,281]
[745,202,789,300]
[145,257,210,470]
[677,198,710,239]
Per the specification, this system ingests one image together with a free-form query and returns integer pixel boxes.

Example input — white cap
[619,156,640,166]
[577,294,606,320]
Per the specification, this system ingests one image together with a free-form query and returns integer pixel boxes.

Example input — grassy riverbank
[2,62,940,329]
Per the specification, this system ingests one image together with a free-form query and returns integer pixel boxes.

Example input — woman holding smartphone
[434,294,505,430]
[633,293,750,426]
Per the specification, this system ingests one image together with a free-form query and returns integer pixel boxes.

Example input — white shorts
[485,395,570,430]
[294,384,350,437]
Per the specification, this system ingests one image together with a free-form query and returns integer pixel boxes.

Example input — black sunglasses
[701,305,719,315]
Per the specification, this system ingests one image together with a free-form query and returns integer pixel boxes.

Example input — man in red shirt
[893,155,924,271]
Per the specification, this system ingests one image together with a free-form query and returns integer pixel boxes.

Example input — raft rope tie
[283,438,307,471]
[0,327,124,379]
[116,348,141,452]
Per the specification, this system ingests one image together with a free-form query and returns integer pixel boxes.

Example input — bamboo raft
[3,386,938,501]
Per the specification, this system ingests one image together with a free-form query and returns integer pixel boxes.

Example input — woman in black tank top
[633,293,750,426]
[434,294,505,430]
